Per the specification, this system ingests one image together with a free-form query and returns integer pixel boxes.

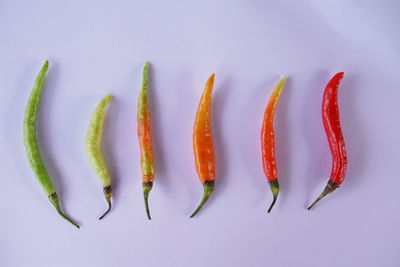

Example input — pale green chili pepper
[23,60,79,228]
[85,95,113,220]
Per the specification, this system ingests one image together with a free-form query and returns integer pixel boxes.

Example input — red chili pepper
[308,72,347,210]
[261,77,286,213]
[190,74,215,218]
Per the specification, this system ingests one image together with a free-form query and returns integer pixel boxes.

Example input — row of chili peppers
[24,61,347,228]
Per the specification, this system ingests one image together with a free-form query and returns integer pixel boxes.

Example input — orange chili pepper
[190,74,216,218]
[137,62,155,220]
[261,77,286,213]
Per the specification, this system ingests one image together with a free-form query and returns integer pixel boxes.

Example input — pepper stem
[48,193,80,228]
[267,180,280,213]
[99,186,112,220]
[190,180,214,218]
[307,180,338,210]
[143,182,153,220]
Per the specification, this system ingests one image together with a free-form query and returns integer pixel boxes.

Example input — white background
[1,1,399,266]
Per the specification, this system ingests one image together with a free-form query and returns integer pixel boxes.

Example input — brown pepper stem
[48,192,80,228]
[143,182,153,220]
[267,180,280,213]
[99,186,112,220]
[190,180,214,218]
[307,180,338,210]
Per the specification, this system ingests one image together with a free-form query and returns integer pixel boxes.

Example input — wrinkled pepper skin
[261,77,286,213]
[308,72,347,210]
[137,62,155,220]
[85,95,114,219]
[190,74,216,218]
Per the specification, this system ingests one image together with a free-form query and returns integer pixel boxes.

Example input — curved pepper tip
[333,72,344,81]
[99,186,112,220]
[209,73,215,81]
[99,198,111,220]
[40,60,49,73]
[143,182,153,220]
[277,76,287,88]
[267,180,279,213]
[49,193,80,228]
[307,180,338,210]
[104,94,114,103]
[190,181,214,218]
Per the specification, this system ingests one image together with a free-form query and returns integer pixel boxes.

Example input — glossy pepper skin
[85,95,114,219]
[261,77,286,213]
[137,62,155,220]
[23,61,79,228]
[308,72,347,210]
[190,74,215,218]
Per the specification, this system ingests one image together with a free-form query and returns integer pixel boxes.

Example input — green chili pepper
[23,60,79,228]
[85,94,114,220]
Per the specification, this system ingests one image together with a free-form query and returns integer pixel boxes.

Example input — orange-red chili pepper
[190,74,215,218]
[308,72,347,210]
[137,62,155,219]
[261,77,286,213]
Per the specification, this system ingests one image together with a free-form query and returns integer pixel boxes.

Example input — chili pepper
[261,77,286,213]
[190,74,216,218]
[23,61,79,228]
[308,72,347,210]
[137,62,155,220]
[85,94,114,219]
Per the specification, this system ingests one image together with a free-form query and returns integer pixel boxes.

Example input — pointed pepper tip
[190,181,214,218]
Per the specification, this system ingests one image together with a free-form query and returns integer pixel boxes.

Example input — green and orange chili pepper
[308,72,347,210]
[137,62,155,220]
[261,77,286,213]
[23,61,79,228]
[190,74,216,218]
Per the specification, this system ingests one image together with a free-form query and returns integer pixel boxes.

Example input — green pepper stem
[49,193,79,229]
[190,181,214,218]
[99,186,112,220]
[307,180,338,210]
[99,197,111,220]
[143,182,153,220]
[267,180,280,213]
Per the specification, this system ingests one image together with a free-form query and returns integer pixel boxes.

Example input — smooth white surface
[1,1,399,266]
